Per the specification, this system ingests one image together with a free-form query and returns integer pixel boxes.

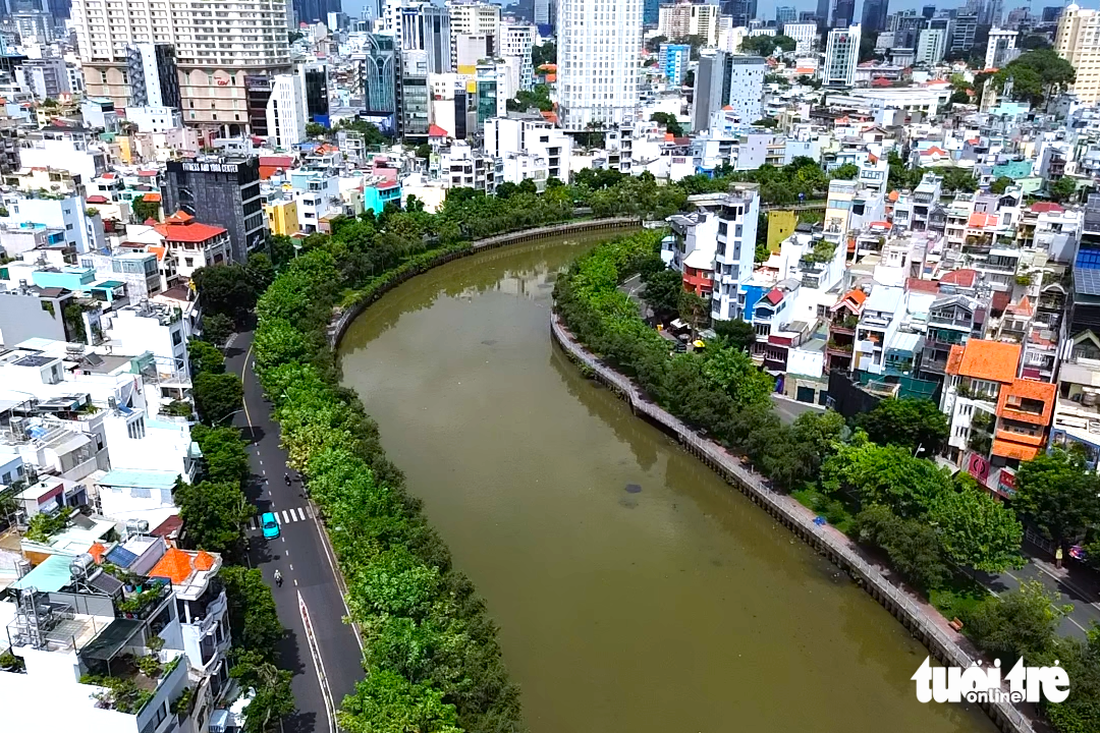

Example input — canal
[338,233,994,733]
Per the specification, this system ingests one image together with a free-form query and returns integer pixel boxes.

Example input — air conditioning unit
[1088,420,1100,435]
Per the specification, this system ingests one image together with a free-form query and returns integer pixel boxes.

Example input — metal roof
[80,618,143,661]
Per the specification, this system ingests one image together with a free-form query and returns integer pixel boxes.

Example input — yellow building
[766,210,797,253]
[1056,5,1100,104]
[264,199,299,236]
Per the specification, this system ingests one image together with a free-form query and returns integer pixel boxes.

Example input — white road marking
[281,510,291,523]
[293,578,299,586]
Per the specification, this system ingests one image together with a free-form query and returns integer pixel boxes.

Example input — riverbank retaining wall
[550,313,1036,733]
[327,217,641,347]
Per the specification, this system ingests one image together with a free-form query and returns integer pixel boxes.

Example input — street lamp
[216,408,245,426]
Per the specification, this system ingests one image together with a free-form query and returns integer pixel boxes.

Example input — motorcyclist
[274,569,283,587]
[284,472,291,485]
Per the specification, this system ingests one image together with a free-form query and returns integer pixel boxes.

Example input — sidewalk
[976,550,1100,639]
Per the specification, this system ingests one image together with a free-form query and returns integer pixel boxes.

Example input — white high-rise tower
[557,0,642,130]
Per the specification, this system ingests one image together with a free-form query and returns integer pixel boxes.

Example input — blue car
[261,512,280,539]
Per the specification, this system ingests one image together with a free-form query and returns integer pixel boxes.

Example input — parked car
[261,512,280,539]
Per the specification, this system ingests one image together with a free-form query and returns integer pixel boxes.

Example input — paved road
[225,328,364,733]
[977,549,1100,640]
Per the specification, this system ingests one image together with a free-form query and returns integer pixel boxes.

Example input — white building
[3,194,106,255]
[693,52,765,132]
[916,27,949,65]
[125,106,183,134]
[266,74,308,151]
[500,22,536,91]
[71,0,292,136]
[485,113,572,182]
[783,22,817,55]
[822,24,861,87]
[711,185,761,321]
[558,0,641,129]
[17,126,109,185]
[986,27,1018,69]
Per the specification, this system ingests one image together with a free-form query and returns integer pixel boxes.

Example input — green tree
[992,48,1076,106]
[640,267,683,319]
[701,345,775,409]
[339,670,461,733]
[1014,450,1100,550]
[221,566,283,661]
[334,118,389,146]
[966,581,1067,665]
[232,657,296,733]
[1051,175,1078,203]
[63,303,87,342]
[193,263,258,326]
[989,176,1014,194]
[415,143,432,160]
[649,112,683,136]
[712,318,756,351]
[1043,630,1100,733]
[131,196,160,223]
[854,504,951,590]
[930,479,1023,573]
[831,163,859,180]
[678,289,708,341]
[304,121,326,138]
[856,397,949,455]
[507,84,553,112]
[192,371,244,425]
[173,478,252,557]
[202,312,234,347]
[941,167,978,193]
[532,40,556,68]
[822,440,953,519]
[188,338,225,376]
[192,424,249,486]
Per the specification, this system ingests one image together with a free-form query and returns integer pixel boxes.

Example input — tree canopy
[992,49,1076,107]
[1014,450,1100,550]
[856,397,949,456]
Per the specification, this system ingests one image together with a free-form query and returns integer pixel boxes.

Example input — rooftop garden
[82,650,180,715]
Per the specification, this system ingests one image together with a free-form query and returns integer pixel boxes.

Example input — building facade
[162,157,262,262]
[692,51,765,130]
[1056,5,1100,104]
[822,24,860,86]
[558,0,641,129]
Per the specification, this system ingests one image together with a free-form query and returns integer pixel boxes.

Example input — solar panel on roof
[105,545,138,568]
[1075,269,1100,297]
[88,570,123,595]
[28,426,48,439]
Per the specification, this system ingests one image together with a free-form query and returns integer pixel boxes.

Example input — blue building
[363,181,402,215]
[644,0,660,25]
[658,44,692,85]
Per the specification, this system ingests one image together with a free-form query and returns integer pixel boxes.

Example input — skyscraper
[692,51,765,130]
[921,4,935,19]
[822,23,860,86]
[815,0,831,30]
[71,0,291,137]
[360,33,397,118]
[775,5,797,25]
[722,0,757,28]
[401,3,452,73]
[557,0,641,130]
[832,0,855,29]
[125,43,181,109]
[294,0,340,24]
[860,0,888,33]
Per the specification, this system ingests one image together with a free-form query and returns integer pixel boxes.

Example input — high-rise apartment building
[450,1,499,59]
[659,43,691,84]
[266,74,307,150]
[658,2,720,46]
[360,32,397,117]
[815,0,830,29]
[500,22,537,91]
[822,23,860,86]
[534,0,557,27]
[950,12,978,53]
[775,5,797,24]
[71,0,291,137]
[917,25,949,65]
[692,51,765,130]
[860,0,888,33]
[125,43,181,109]
[558,0,641,130]
[1056,5,1100,103]
[986,27,1018,68]
[397,48,430,139]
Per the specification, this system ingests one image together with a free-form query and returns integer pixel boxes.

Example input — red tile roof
[1030,201,1065,214]
[968,212,998,228]
[428,124,449,137]
[142,192,161,202]
[154,210,227,243]
[991,439,1041,461]
[150,514,182,538]
[940,268,977,287]
[764,288,784,305]
[85,195,108,204]
[906,277,940,294]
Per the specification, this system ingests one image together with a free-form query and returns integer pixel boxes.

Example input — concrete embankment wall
[327,217,641,347]
[550,313,1035,733]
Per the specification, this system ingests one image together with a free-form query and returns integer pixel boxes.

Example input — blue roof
[13,554,74,592]
[105,545,138,568]
[97,469,180,491]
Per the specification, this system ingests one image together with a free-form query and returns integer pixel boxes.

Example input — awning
[80,618,144,661]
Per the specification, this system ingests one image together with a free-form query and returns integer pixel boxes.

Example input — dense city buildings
[558,0,641,129]
[1056,4,1100,103]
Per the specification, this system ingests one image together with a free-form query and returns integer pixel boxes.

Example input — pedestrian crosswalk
[248,506,313,530]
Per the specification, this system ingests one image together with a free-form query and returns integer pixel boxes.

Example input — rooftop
[948,339,1021,383]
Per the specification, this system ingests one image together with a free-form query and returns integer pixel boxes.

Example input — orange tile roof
[194,550,215,571]
[925,146,947,157]
[844,288,867,305]
[154,210,227,243]
[149,546,193,584]
[946,344,964,375]
[1006,295,1032,316]
[142,192,161,203]
[997,378,1056,425]
[888,190,899,202]
[968,212,998,228]
[951,339,1021,383]
[991,438,1041,461]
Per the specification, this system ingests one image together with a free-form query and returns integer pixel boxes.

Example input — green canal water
[338,233,995,733]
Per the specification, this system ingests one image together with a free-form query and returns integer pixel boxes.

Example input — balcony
[830,314,858,334]
[826,339,854,354]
